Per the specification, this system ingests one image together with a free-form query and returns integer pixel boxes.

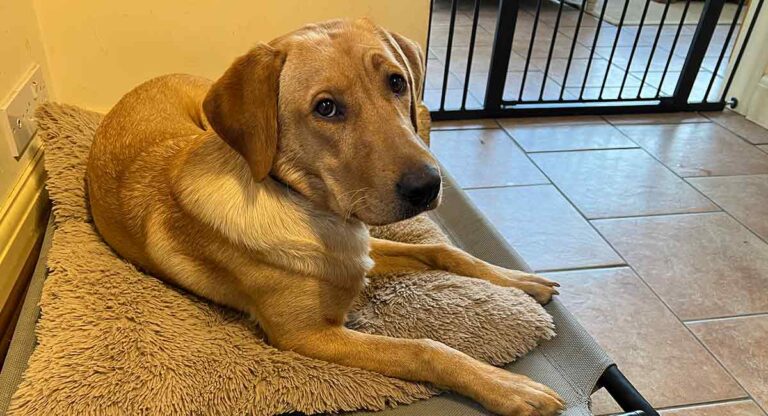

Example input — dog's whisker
[344,190,369,222]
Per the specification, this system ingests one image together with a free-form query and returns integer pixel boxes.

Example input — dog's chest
[176,160,373,281]
[314,219,374,282]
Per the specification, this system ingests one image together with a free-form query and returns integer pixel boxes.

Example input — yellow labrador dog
[86,18,563,416]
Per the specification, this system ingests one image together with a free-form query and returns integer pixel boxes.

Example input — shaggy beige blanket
[8,103,554,415]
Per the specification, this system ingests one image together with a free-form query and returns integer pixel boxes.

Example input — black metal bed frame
[427,0,764,120]
[600,365,659,416]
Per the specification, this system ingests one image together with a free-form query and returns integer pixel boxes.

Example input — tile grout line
[588,209,723,221]
[432,126,500,132]
[687,172,768,179]
[460,190,718,220]
[462,182,552,191]
[684,311,768,325]
[525,146,641,154]
[600,397,760,416]
[600,109,712,127]
[603,119,713,127]
[536,263,629,274]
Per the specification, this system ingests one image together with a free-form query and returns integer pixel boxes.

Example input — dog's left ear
[203,44,286,181]
[381,30,431,145]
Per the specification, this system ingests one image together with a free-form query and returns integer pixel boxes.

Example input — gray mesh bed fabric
[0,171,613,415]
[0,216,53,414]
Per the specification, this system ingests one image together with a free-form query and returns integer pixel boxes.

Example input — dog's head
[203,19,440,226]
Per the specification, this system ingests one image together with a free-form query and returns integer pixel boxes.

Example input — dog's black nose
[397,165,441,209]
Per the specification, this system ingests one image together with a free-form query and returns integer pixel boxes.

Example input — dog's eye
[315,99,337,118]
[389,74,407,95]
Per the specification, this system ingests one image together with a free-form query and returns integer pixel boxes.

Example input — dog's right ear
[203,44,286,181]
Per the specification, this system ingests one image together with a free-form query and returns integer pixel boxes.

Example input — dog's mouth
[274,169,442,226]
[348,188,442,226]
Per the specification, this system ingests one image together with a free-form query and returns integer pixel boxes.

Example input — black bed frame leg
[598,365,660,416]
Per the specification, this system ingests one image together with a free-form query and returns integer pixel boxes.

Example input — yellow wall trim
[0,147,49,310]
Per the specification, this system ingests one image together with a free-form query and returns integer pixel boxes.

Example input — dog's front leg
[369,238,559,304]
[254,268,563,415]
[272,326,564,416]
[259,287,564,416]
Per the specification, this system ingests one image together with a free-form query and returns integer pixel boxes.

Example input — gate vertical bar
[637,0,673,98]
[703,0,745,102]
[617,0,652,97]
[518,0,545,102]
[599,0,631,99]
[722,0,765,99]
[461,0,482,110]
[560,0,588,100]
[673,0,726,105]
[484,0,519,110]
[656,0,692,98]
[439,0,459,111]
[580,0,610,99]
[538,0,565,100]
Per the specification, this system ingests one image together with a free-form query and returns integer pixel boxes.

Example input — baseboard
[0,148,49,314]
[746,75,768,130]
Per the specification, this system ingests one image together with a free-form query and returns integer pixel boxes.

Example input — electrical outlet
[1,65,48,158]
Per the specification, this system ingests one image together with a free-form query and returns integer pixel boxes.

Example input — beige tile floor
[431,110,768,415]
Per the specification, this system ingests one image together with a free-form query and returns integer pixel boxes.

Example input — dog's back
[87,74,212,270]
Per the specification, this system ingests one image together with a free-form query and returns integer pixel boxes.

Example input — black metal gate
[426,0,764,120]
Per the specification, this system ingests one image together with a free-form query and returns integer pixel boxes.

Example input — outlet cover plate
[1,65,48,158]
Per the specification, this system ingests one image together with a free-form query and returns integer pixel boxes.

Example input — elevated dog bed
[0,104,653,415]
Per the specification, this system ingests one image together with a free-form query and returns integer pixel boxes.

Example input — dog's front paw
[519,281,559,305]
[475,369,565,416]
[493,268,560,304]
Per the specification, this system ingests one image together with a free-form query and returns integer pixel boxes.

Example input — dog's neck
[173,135,374,281]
